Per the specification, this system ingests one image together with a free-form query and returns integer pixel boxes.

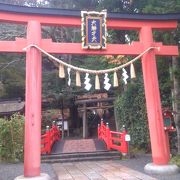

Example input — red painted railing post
[98,119,104,140]
[121,129,128,155]
[102,119,105,140]
[45,126,51,154]
[106,122,111,150]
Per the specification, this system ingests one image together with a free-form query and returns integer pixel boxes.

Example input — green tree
[131,0,180,13]
[115,77,150,149]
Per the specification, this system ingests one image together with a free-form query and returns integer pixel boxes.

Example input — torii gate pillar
[140,26,169,165]
[15,21,50,180]
[140,26,178,174]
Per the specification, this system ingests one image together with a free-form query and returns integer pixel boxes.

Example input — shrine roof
[0,98,24,115]
[0,3,180,22]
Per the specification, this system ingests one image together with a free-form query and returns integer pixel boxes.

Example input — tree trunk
[172,56,180,154]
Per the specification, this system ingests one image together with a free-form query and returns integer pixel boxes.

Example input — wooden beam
[41,40,178,56]
[0,39,178,56]
[153,43,179,56]
[78,105,114,111]
[0,38,26,53]
[107,19,177,30]
[0,12,80,26]
[41,40,143,55]
[0,11,177,30]
[75,97,115,104]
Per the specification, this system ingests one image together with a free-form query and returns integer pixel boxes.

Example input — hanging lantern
[95,74,100,90]
[76,71,81,87]
[113,71,118,87]
[59,64,65,78]
[130,63,136,79]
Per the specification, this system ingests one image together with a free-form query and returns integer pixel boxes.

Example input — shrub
[0,113,24,162]
[170,155,180,167]
[115,80,150,150]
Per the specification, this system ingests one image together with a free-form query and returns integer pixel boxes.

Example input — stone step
[42,155,121,163]
[42,138,121,163]
[41,151,121,163]
[42,150,120,160]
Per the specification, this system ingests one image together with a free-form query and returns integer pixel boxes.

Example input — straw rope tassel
[130,63,136,79]
[113,71,119,87]
[95,74,100,90]
[59,64,65,78]
[76,71,81,87]
[23,45,159,75]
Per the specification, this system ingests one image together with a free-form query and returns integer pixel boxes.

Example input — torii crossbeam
[0,3,179,179]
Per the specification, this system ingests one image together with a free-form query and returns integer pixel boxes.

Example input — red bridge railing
[98,120,129,155]
[41,123,61,154]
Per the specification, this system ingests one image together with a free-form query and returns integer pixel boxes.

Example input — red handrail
[98,120,129,155]
[41,125,61,154]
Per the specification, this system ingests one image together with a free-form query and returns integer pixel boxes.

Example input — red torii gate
[0,3,179,179]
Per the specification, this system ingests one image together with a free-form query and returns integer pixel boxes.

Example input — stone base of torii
[15,173,50,180]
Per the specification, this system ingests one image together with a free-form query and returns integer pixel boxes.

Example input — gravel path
[117,154,180,180]
[0,163,57,180]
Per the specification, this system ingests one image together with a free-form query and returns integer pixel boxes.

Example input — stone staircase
[41,150,121,163]
[41,139,122,163]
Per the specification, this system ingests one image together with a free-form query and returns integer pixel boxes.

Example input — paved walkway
[53,161,157,180]
[1,154,180,180]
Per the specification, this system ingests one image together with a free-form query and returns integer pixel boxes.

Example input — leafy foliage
[0,54,25,99]
[157,58,172,107]
[131,0,180,13]
[0,114,24,162]
[115,78,150,149]
[170,155,180,167]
